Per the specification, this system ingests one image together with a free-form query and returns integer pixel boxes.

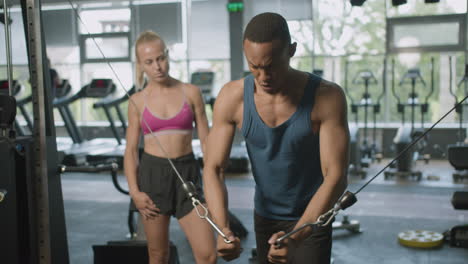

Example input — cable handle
[274,191,357,247]
[183,182,233,244]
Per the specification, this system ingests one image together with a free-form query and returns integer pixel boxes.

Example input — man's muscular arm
[203,80,243,261]
[284,81,350,242]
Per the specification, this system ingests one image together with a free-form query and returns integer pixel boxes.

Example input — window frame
[79,32,131,63]
[386,14,466,54]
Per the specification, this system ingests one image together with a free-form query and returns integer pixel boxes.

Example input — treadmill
[190,71,250,173]
[85,85,137,167]
[54,79,75,150]
[0,80,33,136]
[192,71,216,110]
[53,78,125,165]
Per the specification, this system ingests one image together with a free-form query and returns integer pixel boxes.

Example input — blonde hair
[134,30,166,90]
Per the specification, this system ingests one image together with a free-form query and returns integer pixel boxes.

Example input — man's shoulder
[315,79,345,100]
[218,78,245,102]
[213,79,245,122]
[313,79,347,120]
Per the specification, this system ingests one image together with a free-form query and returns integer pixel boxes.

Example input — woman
[124,31,216,264]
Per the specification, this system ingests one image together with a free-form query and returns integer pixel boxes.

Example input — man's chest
[254,98,299,128]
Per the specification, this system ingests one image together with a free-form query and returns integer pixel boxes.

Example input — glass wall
[189,0,230,99]
[1,9,33,129]
[3,0,467,127]
[307,0,467,124]
[384,0,467,124]
[386,0,467,17]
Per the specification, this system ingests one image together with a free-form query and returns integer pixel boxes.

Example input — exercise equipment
[446,191,468,248]
[1,1,69,263]
[384,58,435,181]
[348,124,364,177]
[0,80,33,136]
[331,215,361,233]
[191,71,215,110]
[351,70,384,165]
[250,213,360,262]
[0,79,21,95]
[86,85,137,167]
[344,61,385,178]
[54,80,75,149]
[53,79,114,144]
[53,78,127,166]
[447,61,468,182]
[344,62,366,178]
[53,79,137,167]
[398,230,444,249]
[275,191,358,246]
[55,79,72,98]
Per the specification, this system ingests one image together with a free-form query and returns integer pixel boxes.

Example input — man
[203,12,349,264]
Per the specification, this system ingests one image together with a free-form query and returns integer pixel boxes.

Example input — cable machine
[345,60,385,178]
[448,59,468,182]
[384,58,435,181]
[0,1,68,263]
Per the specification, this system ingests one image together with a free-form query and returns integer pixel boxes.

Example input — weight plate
[398,230,444,249]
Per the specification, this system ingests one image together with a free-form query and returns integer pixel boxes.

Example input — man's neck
[258,69,306,99]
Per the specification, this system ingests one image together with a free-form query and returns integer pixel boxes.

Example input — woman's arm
[124,93,160,219]
[124,94,142,196]
[188,84,210,155]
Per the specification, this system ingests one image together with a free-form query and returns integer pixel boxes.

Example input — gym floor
[63,159,468,264]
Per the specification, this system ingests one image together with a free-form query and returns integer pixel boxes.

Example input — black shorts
[254,211,333,264]
[131,152,204,219]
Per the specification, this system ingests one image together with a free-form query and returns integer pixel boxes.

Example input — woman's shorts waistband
[141,152,196,165]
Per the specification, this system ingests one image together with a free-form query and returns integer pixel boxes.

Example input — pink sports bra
[140,91,194,135]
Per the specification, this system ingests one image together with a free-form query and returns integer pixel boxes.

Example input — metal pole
[384,0,389,123]
[411,78,415,132]
[25,0,52,262]
[311,0,315,71]
[183,0,191,82]
[3,0,13,95]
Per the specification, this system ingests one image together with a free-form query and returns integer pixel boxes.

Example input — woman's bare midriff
[143,132,194,158]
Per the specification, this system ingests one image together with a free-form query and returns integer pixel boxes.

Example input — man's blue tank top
[241,73,323,220]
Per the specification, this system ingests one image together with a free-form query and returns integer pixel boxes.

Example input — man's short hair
[243,12,291,47]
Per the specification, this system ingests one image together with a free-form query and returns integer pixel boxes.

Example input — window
[387,14,466,53]
[80,33,131,63]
